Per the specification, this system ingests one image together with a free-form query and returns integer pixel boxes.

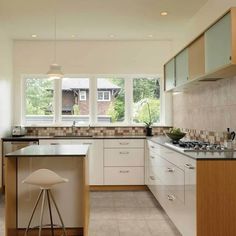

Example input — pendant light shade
[47,63,63,79]
[47,0,63,79]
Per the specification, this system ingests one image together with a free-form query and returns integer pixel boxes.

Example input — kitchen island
[4,145,89,236]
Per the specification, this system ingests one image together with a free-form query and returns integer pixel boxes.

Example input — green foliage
[72,104,80,115]
[133,78,160,102]
[107,78,125,122]
[133,98,160,126]
[26,79,53,115]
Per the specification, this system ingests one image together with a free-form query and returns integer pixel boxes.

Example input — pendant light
[47,0,63,79]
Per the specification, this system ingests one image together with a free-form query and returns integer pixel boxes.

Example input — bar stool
[22,169,69,236]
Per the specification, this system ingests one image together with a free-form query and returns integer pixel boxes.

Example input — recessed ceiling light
[71,34,75,38]
[148,34,153,38]
[160,11,168,16]
[31,34,37,38]
[110,34,115,38]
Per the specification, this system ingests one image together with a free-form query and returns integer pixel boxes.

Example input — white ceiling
[0,0,208,40]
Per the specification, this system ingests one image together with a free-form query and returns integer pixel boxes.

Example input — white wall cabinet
[146,140,196,236]
[164,58,175,90]
[205,12,232,73]
[39,139,104,185]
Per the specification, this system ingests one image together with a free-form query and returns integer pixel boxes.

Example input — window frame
[79,90,87,101]
[21,75,162,127]
[97,90,111,101]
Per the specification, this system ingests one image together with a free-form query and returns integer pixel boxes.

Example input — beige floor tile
[115,207,146,220]
[113,197,139,208]
[112,191,135,198]
[90,208,117,220]
[90,191,113,198]
[142,208,167,220]
[147,219,181,236]
[91,197,114,208]
[89,220,119,236]
[118,220,152,236]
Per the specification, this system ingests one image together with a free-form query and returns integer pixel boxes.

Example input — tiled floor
[89,191,181,236]
[0,190,181,236]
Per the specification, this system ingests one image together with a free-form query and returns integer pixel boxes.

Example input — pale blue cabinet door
[165,58,175,90]
[176,48,189,86]
[205,12,232,73]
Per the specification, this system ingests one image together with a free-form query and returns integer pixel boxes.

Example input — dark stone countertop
[2,135,147,141]
[5,145,89,158]
[148,136,236,160]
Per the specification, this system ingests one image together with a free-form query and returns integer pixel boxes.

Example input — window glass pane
[25,78,54,124]
[61,78,89,124]
[133,78,160,124]
[97,78,125,123]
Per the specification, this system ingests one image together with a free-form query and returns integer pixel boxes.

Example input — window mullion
[54,79,61,124]
[125,77,133,125]
[90,76,97,125]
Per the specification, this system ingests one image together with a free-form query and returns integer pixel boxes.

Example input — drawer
[104,167,144,185]
[148,156,185,202]
[104,149,144,167]
[104,139,144,148]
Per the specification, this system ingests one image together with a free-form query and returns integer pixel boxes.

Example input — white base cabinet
[104,139,145,185]
[146,140,196,236]
[39,139,104,185]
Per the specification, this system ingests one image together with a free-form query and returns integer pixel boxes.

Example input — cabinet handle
[119,142,129,145]
[150,155,155,159]
[149,176,155,180]
[150,145,155,149]
[51,143,60,145]
[166,167,174,172]
[230,56,232,61]
[120,170,130,173]
[82,143,92,145]
[184,164,195,170]
[167,194,176,201]
[119,151,129,155]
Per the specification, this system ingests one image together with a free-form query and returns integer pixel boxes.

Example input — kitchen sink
[53,135,93,138]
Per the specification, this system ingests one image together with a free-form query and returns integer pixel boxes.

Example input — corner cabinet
[164,8,236,92]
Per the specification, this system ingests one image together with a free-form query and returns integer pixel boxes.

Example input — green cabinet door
[205,12,232,73]
[176,48,189,86]
[165,58,175,90]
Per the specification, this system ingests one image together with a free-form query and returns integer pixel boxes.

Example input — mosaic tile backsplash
[25,126,232,144]
[25,126,172,137]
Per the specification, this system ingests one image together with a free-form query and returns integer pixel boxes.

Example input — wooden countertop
[5,144,89,158]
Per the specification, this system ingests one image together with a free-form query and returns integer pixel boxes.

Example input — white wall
[13,40,173,125]
[0,27,13,188]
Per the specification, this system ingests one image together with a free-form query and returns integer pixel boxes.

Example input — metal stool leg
[46,190,55,236]
[49,190,67,236]
[39,190,46,236]
[24,190,43,236]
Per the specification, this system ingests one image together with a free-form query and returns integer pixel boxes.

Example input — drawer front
[148,155,185,202]
[104,139,144,148]
[104,167,144,185]
[104,149,144,167]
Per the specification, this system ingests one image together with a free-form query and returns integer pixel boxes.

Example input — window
[25,78,54,125]
[79,91,87,101]
[22,76,161,126]
[61,78,89,124]
[133,78,160,124]
[97,91,111,101]
[97,78,125,123]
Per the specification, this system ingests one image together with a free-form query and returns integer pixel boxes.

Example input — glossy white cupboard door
[205,12,232,73]
[176,48,189,86]
[165,58,175,90]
